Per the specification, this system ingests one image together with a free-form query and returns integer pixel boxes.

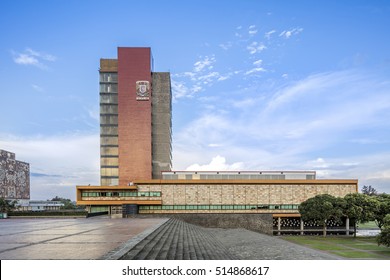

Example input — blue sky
[1,0,390,200]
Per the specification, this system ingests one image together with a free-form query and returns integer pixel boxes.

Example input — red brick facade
[118,47,152,184]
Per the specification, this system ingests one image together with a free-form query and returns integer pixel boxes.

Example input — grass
[281,235,390,259]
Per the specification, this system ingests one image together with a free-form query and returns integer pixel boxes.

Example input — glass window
[100,136,118,146]
[100,84,118,93]
[100,157,118,166]
[100,115,118,125]
[100,104,118,114]
[100,126,118,136]
[100,167,118,177]
[100,94,118,104]
[100,73,118,83]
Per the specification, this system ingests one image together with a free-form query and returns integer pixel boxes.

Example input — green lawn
[281,236,390,259]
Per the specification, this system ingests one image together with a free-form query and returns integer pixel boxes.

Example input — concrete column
[346,217,350,235]
[300,218,304,235]
[277,217,281,236]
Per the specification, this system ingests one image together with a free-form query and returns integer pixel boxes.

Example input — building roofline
[133,179,358,185]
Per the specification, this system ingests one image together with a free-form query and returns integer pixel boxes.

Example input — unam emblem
[136,81,150,99]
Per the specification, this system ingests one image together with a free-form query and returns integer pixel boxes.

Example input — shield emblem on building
[136,81,150,100]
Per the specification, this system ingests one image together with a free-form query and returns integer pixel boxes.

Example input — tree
[377,214,390,247]
[299,194,343,237]
[343,193,379,237]
[0,197,17,213]
[50,196,76,210]
[373,193,390,229]
[361,185,378,196]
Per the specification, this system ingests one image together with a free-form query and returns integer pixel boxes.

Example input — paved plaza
[0,216,168,259]
[0,217,340,260]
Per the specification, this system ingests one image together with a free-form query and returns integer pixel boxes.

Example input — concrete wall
[152,72,172,179]
[174,213,273,235]
[0,150,30,199]
[124,213,273,235]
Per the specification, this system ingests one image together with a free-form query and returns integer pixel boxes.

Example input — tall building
[0,149,30,200]
[99,47,172,186]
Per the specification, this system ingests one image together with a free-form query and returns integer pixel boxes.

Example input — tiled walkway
[0,217,168,259]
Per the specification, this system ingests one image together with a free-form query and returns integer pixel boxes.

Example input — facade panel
[0,149,30,200]
[152,72,172,178]
[118,47,152,184]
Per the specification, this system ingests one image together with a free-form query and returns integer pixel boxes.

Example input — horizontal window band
[100,134,119,137]
[101,176,119,179]
[100,124,118,127]
[101,165,119,168]
[138,204,300,210]
[100,113,118,116]
[100,155,118,158]
[100,103,118,105]
[81,191,161,197]
[100,145,118,148]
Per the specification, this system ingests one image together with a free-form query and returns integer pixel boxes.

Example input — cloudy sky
[1,0,390,200]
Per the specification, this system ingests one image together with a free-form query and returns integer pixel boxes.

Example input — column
[346,217,350,235]
[277,217,281,236]
[300,218,304,235]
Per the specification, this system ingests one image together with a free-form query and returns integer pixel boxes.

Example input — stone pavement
[121,218,341,260]
[0,216,168,259]
[0,217,341,260]
[120,218,235,260]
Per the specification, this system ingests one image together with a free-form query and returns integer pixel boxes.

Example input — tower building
[99,47,172,186]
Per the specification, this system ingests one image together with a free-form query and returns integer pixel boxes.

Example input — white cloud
[0,133,100,200]
[186,155,244,171]
[12,48,57,69]
[265,30,276,39]
[245,67,266,75]
[219,42,233,50]
[25,48,57,62]
[247,42,267,54]
[193,56,216,72]
[14,54,40,66]
[172,55,236,98]
[279,27,303,39]
[171,79,190,99]
[31,84,44,92]
[249,25,258,36]
[253,59,263,66]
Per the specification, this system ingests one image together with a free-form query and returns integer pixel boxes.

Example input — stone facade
[0,150,30,199]
[135,180,357,214]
